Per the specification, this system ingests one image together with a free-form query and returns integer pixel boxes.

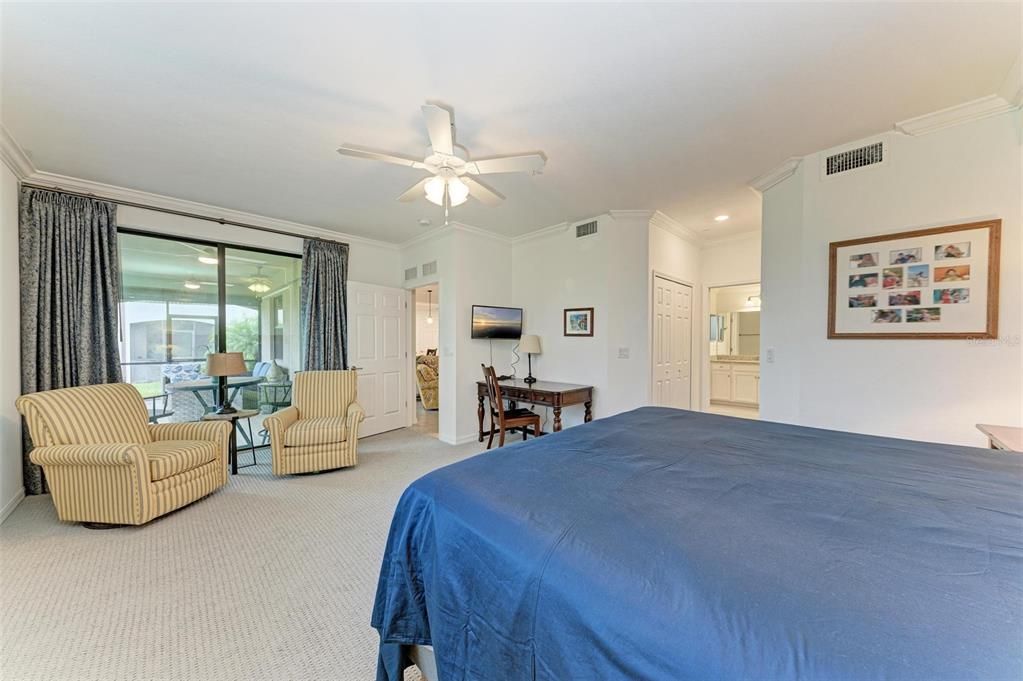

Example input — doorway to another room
[413,285,439,438]
[707,283,760,420]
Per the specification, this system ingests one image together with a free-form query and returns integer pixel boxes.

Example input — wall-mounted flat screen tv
[471,305,523,339]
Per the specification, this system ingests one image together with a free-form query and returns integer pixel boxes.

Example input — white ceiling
[2,3,1018,244]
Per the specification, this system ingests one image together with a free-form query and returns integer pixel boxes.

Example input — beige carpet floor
[0,426,482,681]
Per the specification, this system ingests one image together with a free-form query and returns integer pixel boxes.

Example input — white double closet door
[346,282,407,437]
[652,276,693,410]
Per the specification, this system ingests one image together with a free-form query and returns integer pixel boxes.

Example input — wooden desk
[477,379,593,441]
[976,424,1023,452]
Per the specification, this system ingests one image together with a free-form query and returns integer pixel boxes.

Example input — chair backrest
[481,365,505,425]
[292,370,357,419]
[16,383,152,446]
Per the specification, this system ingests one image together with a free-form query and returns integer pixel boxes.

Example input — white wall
[512,219,611,428]
[402,229,458,441]
[702,232,762,287]
[1,163,24,522]
[761,110,1022,446]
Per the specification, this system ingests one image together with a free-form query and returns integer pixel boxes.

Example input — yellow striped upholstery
[18,383,151,446]
[264,370,364,475]
[16,384,231,526]
[283,417,347,446]
[144,440,219,481]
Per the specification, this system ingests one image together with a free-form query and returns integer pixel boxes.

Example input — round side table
[202,409,260,475]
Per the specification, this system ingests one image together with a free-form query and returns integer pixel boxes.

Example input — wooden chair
[481,364,542,449]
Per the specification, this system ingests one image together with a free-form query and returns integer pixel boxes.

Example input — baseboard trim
[0,488,26,524]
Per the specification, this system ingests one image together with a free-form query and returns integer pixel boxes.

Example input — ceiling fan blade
[462,176,505,206]
[466,152,547,175]
[421,104,454,155]
[397,177,431,202]
[337,144,425,168]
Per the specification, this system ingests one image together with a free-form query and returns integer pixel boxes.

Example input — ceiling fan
[336,103,547,213]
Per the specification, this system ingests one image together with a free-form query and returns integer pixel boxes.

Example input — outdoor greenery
[227,315,260,361]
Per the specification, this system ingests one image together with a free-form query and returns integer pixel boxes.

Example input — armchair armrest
[29,443,145,468]
[150,421,232,443]
[345,401,366,424]
[264,406,299,445]
[345,401,365,441]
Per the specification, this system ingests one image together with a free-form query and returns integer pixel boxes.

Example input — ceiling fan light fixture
[184,280,201,290]
[248,278,272,294]
[447,177,469,207]
[424,176,446,206]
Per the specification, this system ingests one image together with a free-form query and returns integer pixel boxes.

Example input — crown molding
[895,94,1018,136]
[22,169,398,250]
[607,209,655,222]
[748,157,802,196]
[648,210,702,245]
[0,124,36,178]
[450,220,512,244]
[509,221,571,244]
[399,223,455,250]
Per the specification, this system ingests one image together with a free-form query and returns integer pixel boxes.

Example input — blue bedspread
[372,407,1023,680]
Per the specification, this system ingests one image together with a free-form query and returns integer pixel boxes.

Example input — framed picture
[828,219,1000,339]
[563,307,594,336]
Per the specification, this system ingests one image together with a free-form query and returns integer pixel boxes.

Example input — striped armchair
[263,370,364,475]
[16,383,231,527]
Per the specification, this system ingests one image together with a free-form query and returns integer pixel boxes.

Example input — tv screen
[471,305,523,339]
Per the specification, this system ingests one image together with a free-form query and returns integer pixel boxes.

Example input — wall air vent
[404,266,418,281]
[575,220,598,238]
[825,141,884,176]
[422,260,438,277]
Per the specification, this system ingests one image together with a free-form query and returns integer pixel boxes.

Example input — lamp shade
[206,352,247,377]
[519,334,542,355]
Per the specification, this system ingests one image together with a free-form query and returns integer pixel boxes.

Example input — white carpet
[0,427,482,680]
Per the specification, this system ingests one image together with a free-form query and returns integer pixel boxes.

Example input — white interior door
[652,276,693,409]
[347,282,407,437]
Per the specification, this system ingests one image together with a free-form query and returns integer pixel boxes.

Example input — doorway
[651,274,693,409]
[706,282,760,419]
[412,285,440,438]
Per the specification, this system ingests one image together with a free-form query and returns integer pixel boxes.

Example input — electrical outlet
[618,347,630,359]
[765,348,775,364]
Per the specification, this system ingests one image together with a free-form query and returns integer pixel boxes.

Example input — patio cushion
[144,440,219,481]
[284,417,347,447]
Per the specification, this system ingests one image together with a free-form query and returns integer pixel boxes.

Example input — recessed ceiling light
[714,215,730,222]
[198,255,219,265]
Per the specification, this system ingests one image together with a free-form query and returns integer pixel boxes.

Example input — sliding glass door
[118,231,301,423]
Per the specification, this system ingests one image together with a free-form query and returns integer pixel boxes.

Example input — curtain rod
[20,181,347,246]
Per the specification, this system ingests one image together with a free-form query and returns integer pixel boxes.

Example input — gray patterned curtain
[300,238,349,370]
[20,188,123,494]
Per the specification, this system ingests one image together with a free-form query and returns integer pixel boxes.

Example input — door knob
[350,366,363,371]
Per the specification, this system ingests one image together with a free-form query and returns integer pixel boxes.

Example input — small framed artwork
[563,307,594,337]
[827,219,1000,339]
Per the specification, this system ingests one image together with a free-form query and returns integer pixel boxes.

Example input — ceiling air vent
[825,141,884,176]
[422,260,438,277]
[575,220,598,238]
[404,266,418,281]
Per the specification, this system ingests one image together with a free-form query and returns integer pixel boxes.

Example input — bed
[372,407,1023,680]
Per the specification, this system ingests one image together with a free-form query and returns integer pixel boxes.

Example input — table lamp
[206,352,247,414]
[519,334,542,385]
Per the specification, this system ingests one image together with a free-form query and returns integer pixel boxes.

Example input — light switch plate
[765,348,775,363]
[618,347,630,359]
